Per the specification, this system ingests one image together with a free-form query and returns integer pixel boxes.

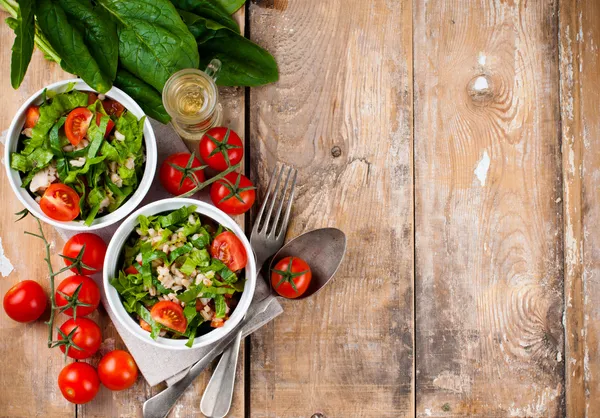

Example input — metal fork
[200,164,298,418]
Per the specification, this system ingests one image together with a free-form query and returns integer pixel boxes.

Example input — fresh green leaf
[157,205,196,228]
[114,68,171,123]
[214,294,226,318]
[8,0,35,89]
[136,304,161,339]
[63,155,106,184]
[10,153,29,172]
[214,0,245,14]
[87,115,109,158]
[36,0,113,93]
[98,0,200,92]
[171,0,239,33]
[49,117,66,156]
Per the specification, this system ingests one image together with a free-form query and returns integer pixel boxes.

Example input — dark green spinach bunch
[2,0,278,124]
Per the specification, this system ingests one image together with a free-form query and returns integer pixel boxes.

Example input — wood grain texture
[248,0,414,416]
[414,1,564,417]
[559,0,600,416]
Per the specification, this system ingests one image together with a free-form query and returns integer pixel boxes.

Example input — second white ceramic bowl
[3,79,157,231]
[103,198,256,350]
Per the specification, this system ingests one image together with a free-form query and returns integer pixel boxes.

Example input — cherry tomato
[55,275,100,318]
[87,92,98,105]
[210,231,248,272]
[24,105,40,129]
[65,107,93,146]
[159,153,205,195]
[40,183,81,221]
[270,257,312,299]
[150,301,187,333]
[58,318,102,360]
[211,318,225,328]
[139,318,152,332]
[62,233,107,275]
[58,362,100,404]
[102,99,125,118]
[95,113,115,138]
[98,350,138,391]
[125,265,139,275]
[3,280,47,322]
[210,172,256,215]
[199,127,243,171]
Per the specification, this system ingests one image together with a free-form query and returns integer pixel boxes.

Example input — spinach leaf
[8,0,35,89]
[136,304,162,339]
[36,0,113,93]
[214,0,245,15]
[49,117,66,156]
[179,13,278,87]
[56,0,118,82]
[171,0,239,33]
[214,294,226,318]
[114,69,171,124]
[98,0,200,92]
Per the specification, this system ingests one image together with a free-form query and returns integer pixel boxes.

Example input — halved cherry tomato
[87,92,98,105]
[98,350,138,391]
[199,127,243,171]
[55,275,100,318]
[3,280,47,323]
[57,318,102,360]
[211,318,225,328]
[210,231,248,272]
[125,266,139,275]
[24,105,40,129]
[65,107,93,146]
[150,301,187,333]
[102,99,125,117]
[139,319,152,332]
[96,113,115,138]
[210,172,256,215]
[271,256,312,299]
[58,362,100,404]
[40,183,81,221]
[159,153,205,196]
[63,233,107,275]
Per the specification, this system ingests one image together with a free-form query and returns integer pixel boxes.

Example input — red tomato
[199,127,243,171]
[210,231,248,272]
[65,107,93,146]
[159,153,205,195]
[270,257,312,299]
[62,233,107,275]
[150,301,187,333]
[55,275,100,318]
[58,318,102,360]
[98,350,138,391]
[210,172,256,215]
[58,362,100,404]
[3,280,47,322]
[40,183,81,221]
[125,266,139,275]
[139,318,152,332]
[87,92,98,105]
[95,113,115,138]
[24,105,40,129]
[102,99,125,117]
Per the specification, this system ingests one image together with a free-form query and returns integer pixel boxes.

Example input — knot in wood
[467,74,494,106]
[331,146,342,158]
[311,414,326,418]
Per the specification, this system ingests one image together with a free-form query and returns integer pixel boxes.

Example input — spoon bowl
[269,227,347,299]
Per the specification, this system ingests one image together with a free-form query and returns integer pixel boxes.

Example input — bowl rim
[3,78,157,231]
[102,198,257,350]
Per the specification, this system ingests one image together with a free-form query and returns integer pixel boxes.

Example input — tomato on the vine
[98,350,139,391]
[159,153,205,196]
[199,127,243,171]
[210,172,256,215]
[3,280,47,323]
[58,362,100,404]
[57,318,102,360]
[40,183,81,221]
[270,257,312,299]
[150,301,187,333]
[55,275,100,318]
[210,231,248,272]
[65,107,93,146]
[62,233,107,275]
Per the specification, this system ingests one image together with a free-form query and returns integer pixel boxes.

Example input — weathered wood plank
[248,0,414,416]
[559,0,600,416]
[414,1,564,416]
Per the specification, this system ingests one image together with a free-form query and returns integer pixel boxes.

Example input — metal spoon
[199,227,347,418]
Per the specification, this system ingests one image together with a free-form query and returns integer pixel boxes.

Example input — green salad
[10,85,146,225]
[111,205,246,347]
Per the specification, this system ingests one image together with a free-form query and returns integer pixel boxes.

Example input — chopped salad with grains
[110,205,247,347]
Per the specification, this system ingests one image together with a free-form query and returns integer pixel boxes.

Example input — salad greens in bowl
[4,79,157,230]
[103,198,256,350]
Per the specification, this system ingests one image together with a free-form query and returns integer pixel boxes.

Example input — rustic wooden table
[1,1,599,417]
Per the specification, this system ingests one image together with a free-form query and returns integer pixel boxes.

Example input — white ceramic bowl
[4,79,157,231]
[103,198,256,350]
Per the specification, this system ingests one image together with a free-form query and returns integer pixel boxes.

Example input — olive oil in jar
[162,60,223,148]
